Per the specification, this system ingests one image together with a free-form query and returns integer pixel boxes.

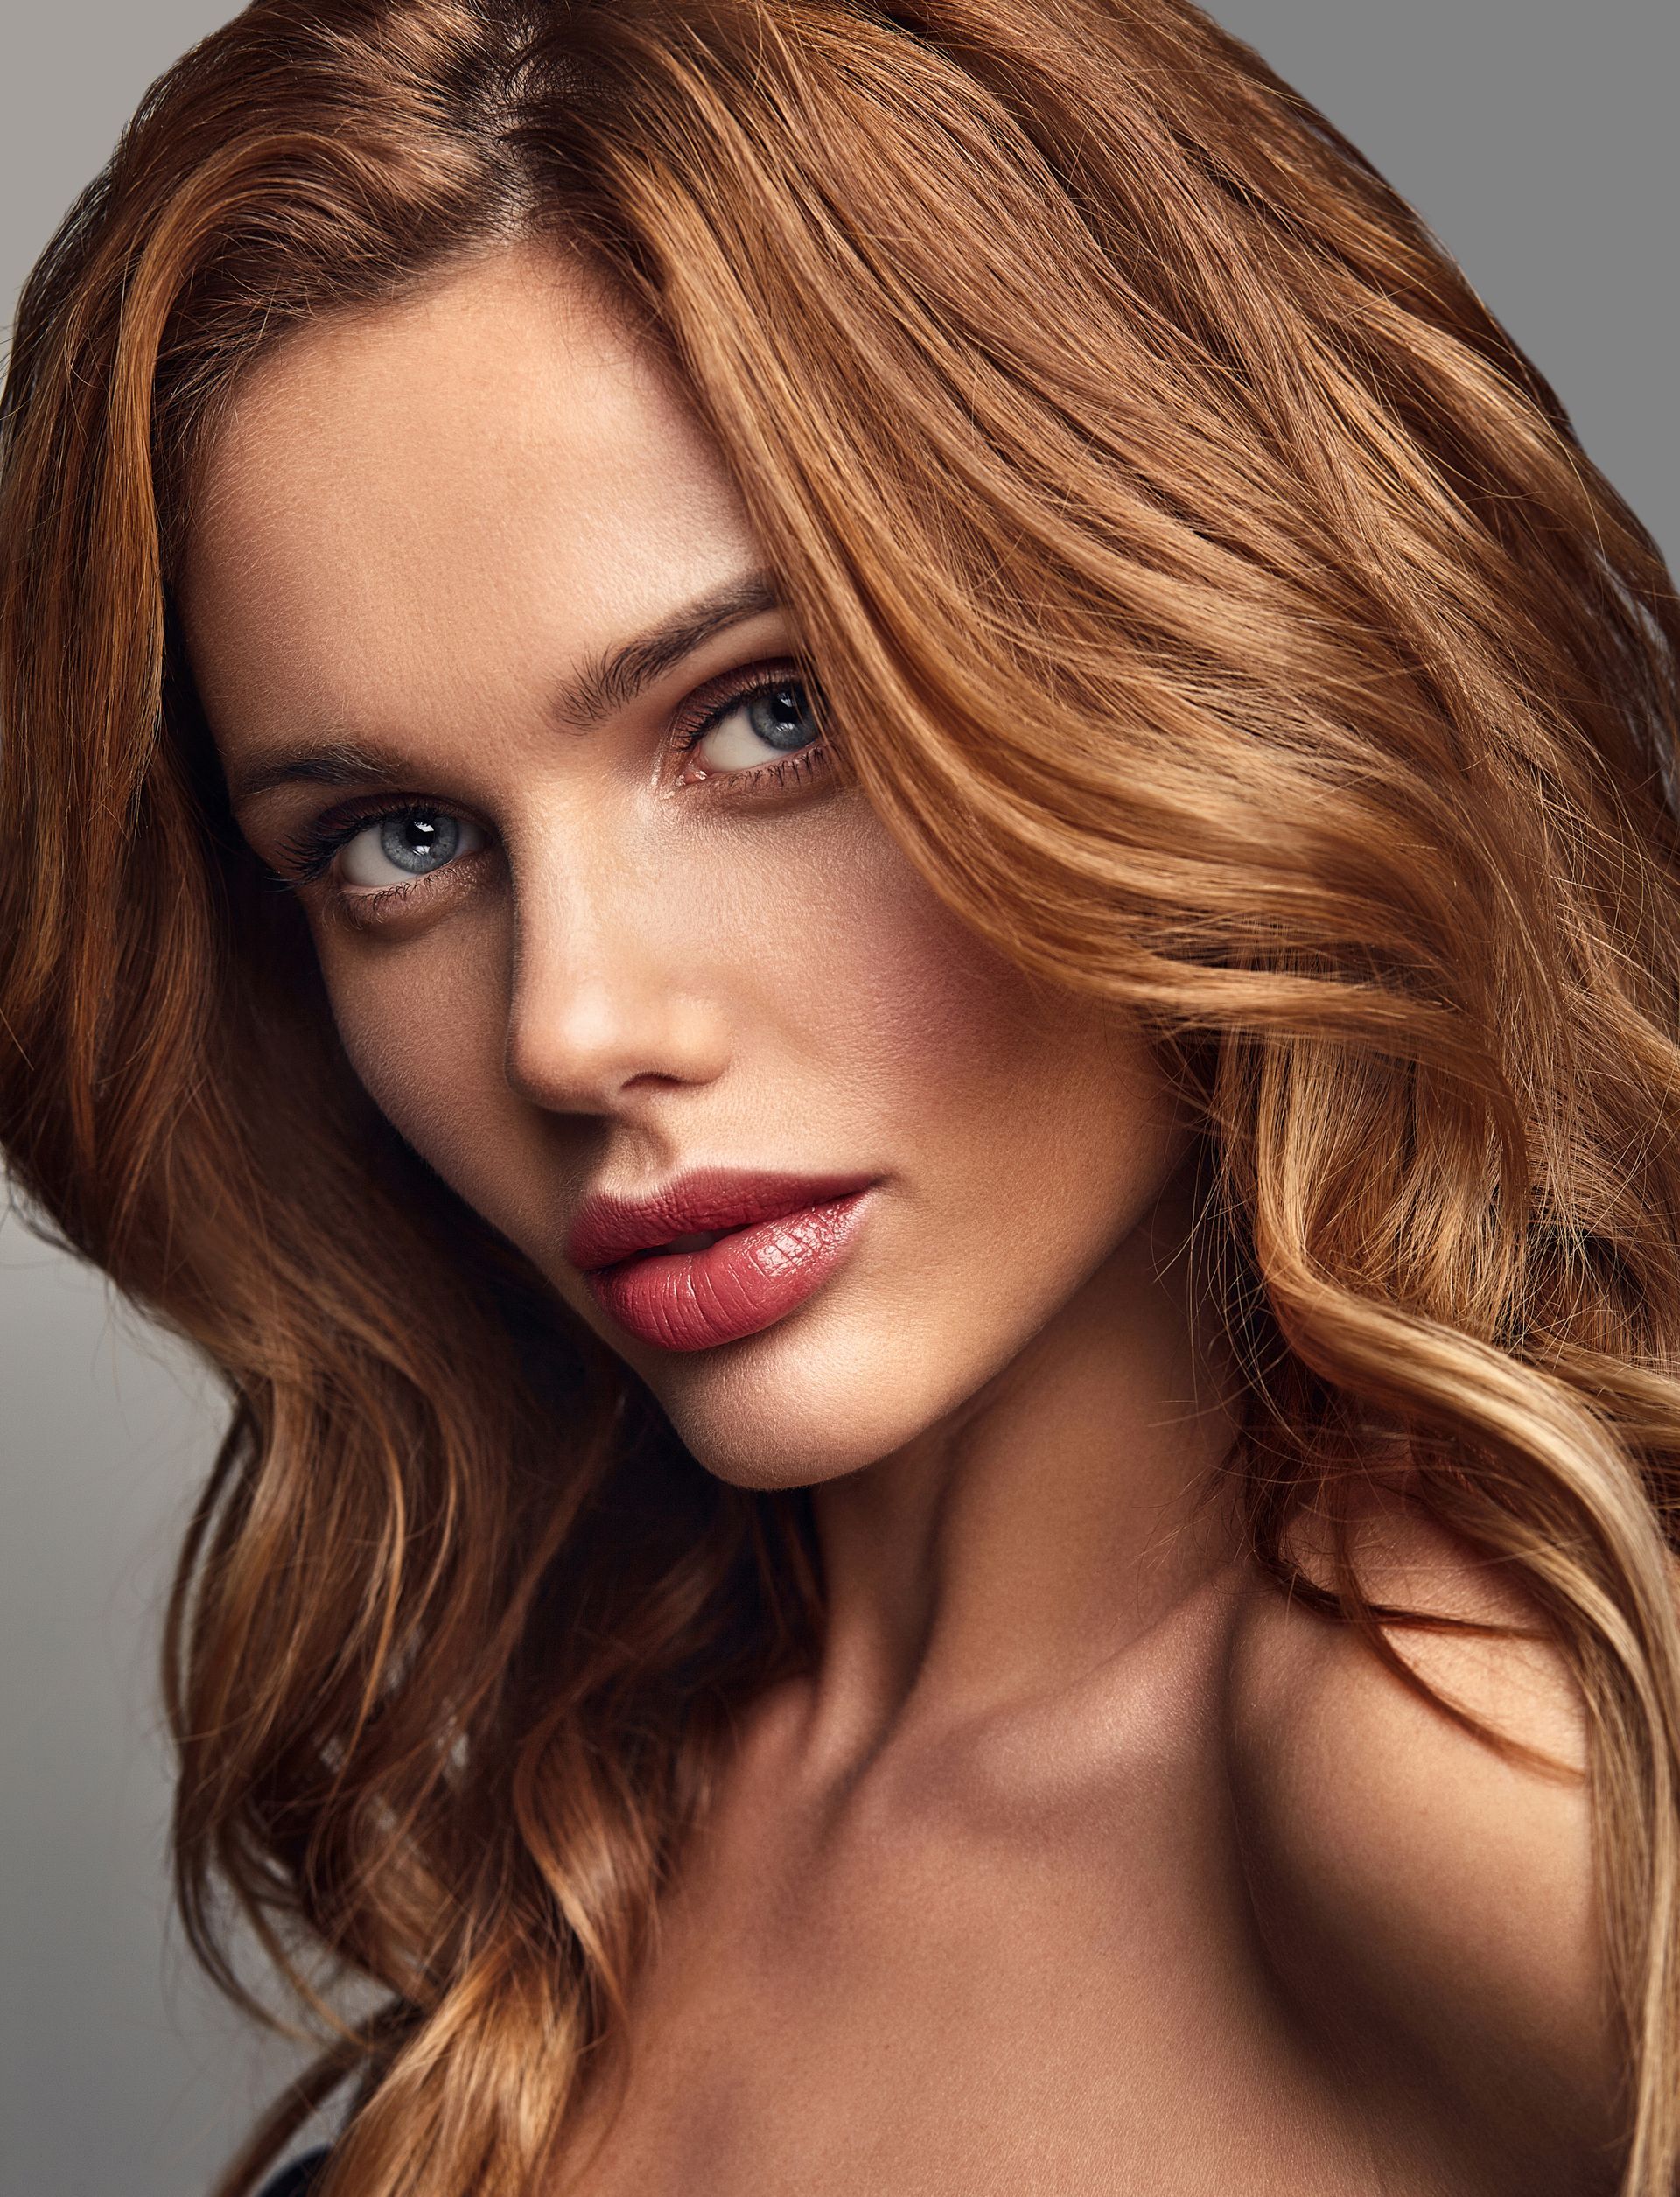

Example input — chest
[553,1749,1384,2197]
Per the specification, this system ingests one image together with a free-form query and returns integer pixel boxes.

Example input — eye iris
[747,682,816,752]
[379,810,459,874]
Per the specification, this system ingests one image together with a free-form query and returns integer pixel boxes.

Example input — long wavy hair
[4,1,1679,2189]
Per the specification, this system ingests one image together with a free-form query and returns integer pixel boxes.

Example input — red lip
[567,1166,878,1272]
[568,1166,878,1354]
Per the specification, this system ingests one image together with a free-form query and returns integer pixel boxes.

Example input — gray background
[3,2,1675,2193]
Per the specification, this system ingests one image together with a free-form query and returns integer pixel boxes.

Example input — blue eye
[339,808,485,890]
[692,678,822,773]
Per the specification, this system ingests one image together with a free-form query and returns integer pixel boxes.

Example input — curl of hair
[4,3,1679,2191]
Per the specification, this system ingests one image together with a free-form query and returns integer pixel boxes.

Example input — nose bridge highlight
[502,851,725,1109]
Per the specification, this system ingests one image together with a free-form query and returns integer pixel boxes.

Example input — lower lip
[584,1189,873,1353]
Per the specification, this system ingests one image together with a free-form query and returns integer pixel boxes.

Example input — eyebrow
[224,568,785,808]
[551,569,783,731]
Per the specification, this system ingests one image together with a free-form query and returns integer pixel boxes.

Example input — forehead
[180,241,760,752]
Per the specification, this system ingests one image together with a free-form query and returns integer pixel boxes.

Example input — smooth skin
[181,241,1625,2195]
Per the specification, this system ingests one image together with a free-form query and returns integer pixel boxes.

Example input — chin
[640,1336,920,1490]
[631,1292,1018,1492]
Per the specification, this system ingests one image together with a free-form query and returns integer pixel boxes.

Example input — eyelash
[275,661,835,901]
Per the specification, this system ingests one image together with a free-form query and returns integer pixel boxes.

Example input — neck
[796,1157,1246,1779]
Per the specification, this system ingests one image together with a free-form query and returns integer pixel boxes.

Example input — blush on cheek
[798,826,1172,1165]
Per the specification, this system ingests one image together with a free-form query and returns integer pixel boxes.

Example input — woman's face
[182,241,1191,1488]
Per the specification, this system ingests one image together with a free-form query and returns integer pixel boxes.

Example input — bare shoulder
[1224,1491,1628,2184]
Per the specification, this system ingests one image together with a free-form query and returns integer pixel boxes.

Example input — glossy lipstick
[567,1168,876,1353]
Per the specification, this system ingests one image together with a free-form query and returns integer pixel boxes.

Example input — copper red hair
[3,4,1678,2190]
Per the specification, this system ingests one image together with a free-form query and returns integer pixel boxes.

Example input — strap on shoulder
[256,2147,332,2197]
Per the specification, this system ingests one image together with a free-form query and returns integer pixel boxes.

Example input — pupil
[748,682,816,752]
[380,809,459,874]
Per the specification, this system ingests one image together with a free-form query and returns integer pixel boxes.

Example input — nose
[502,857,731,1116]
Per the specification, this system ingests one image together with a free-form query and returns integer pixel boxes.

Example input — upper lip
[566,1165,878,1274]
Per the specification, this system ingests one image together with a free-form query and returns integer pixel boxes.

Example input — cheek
[749,817,1025,1089]
[315,910,538,1210]
[791,827,1180,1228]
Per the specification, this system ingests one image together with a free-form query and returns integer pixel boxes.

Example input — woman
[1,2,1675,2193]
